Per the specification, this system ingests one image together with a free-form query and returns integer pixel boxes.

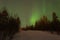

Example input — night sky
[0,0,60,27]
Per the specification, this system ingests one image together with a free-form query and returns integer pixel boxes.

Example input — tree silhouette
[0,8,21,40]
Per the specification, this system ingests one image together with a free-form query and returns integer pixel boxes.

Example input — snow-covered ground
[12,31,60,40]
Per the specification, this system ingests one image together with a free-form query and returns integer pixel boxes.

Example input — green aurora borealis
[30,1,40,25]
[30,0,47,25]
[0,0,60,27]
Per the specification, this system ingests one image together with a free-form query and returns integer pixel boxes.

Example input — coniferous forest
[0,8,20,40]
[22,12,60,34]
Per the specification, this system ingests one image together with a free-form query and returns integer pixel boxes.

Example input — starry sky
[0,0,60,27]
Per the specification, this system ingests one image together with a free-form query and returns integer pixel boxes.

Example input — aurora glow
[30,1,40,25]
[0,0,60,27]
[29,0,46,25]
[30,9,40,25]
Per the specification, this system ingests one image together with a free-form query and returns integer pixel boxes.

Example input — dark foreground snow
[12,31,60,40]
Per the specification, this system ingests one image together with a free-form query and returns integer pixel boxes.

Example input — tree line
[22,12,60,34]
[0,8,21,40]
